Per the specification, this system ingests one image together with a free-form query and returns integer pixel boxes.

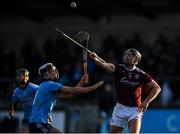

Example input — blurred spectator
[98,83,115,114]
[99,111,109,133]
[1,26,180,110]
[160,81,173,107]
[20,37,42,80]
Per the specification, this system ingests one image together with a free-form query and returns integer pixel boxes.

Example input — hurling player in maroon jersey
[90,48,161,133]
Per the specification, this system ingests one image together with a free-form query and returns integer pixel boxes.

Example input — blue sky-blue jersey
[12,82,39,120]
[30,80,63,124]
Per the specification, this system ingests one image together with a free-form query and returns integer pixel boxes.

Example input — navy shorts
[29,123,52,133]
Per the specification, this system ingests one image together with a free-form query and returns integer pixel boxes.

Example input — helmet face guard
[50,66,59,80]
[122,48,141,66]
[39,63,59,80]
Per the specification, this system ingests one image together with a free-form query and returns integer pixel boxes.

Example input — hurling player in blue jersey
[29,63,104,133]
[9,68,39,133]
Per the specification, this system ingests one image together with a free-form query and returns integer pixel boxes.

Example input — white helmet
[123,48,141,66]
[38,63,59,80]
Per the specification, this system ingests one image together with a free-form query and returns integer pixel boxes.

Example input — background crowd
[0,31,180,109]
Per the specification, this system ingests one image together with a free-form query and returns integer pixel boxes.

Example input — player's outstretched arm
[58,74,89,99]
[89,52,115,73]
[60,81,104,94]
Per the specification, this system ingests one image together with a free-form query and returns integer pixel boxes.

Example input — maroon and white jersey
[113,64,152,107]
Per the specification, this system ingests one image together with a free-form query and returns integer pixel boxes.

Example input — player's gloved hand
[83,74,89,84]
[76,74,89,87]
[138,100,149,113]
[81,74,89,85]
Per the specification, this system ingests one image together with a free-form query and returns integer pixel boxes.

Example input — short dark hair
[16,68,29,76]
